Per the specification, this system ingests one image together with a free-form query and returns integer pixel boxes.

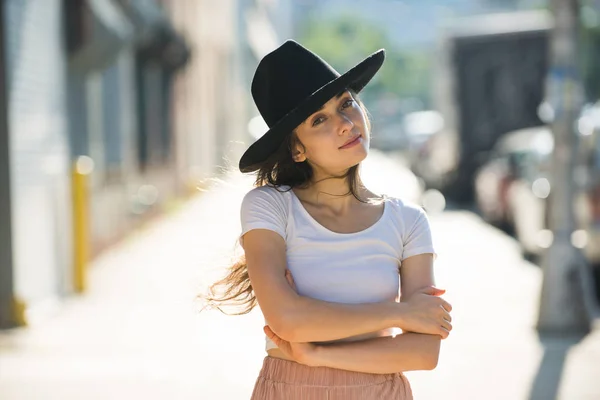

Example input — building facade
[1,0,72,325]
[0,0,288,328]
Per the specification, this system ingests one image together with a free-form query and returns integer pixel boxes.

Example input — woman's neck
[294,175,365,214]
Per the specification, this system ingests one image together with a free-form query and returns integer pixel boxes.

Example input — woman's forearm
[308,332,441,374]
[273,297,406,343]
[275,285,449,343]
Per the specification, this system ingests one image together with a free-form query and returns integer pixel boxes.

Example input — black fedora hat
[239,40,385,172]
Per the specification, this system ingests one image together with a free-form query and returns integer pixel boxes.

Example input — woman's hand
[263,325,318,366]
[264,269,319,365]
[401,286,453,339]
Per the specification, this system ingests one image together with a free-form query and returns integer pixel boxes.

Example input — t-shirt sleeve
[239,187,287,245]
[401,204,437,261]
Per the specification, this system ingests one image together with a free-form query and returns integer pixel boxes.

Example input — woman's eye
[342,99,355,109]
[312,116,325,126]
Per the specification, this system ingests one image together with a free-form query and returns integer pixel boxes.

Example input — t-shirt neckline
[288,188,389,236]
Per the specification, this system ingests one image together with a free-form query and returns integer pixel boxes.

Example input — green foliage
[581,23,600,102]
[298,13,433,107]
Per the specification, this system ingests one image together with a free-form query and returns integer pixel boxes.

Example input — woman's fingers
[285,269,297,291]
[420,286,446,296]
[438,305,453,337]
[442,320,452,332]
[264,325,274,338]
[440,299,452,312]
[440,326,451,339]
[264,325,296,358]
[264,326,282,345]
[440,308,452,323]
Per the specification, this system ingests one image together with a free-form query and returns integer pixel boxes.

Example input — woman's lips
[339,136,362,149]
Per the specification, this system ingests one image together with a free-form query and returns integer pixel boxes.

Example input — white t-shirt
[239,184,436,351]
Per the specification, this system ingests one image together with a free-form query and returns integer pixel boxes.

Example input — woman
[205,40,452,399]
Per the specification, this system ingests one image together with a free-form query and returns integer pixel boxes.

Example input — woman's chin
[314,146,369,173]
[341,154,367,171]
[350,146,369,164]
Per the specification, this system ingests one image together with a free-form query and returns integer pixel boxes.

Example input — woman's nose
[337,112,354,135]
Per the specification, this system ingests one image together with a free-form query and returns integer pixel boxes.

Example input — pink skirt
[250,356,413,400]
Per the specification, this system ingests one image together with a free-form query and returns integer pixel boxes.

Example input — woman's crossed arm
[244,230,450,343]
[265,253,450,374]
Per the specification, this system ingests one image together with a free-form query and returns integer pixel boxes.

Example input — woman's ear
[290,131,307,163]
[292,148,306,163]
[291,140,307,162]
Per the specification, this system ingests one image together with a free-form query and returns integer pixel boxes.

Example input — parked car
[501,127,554,257]
[370,120,408,151]
[475,111,600,268]
[473,128,547,229]
[574,103,600,266]
[404,111,444,156]
[403,110,452,190]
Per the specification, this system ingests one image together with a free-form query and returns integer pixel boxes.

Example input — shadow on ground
[528,333,587,400]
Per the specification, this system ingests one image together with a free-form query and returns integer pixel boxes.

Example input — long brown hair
[201,91,374,315]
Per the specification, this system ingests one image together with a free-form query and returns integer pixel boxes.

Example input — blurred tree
[533,0,600,102]
[482,0,520,8]
[582,28,600,101]
[581,4,600,101]
[298,13,433,108]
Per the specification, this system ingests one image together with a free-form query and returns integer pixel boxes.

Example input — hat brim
[239,49,385,172]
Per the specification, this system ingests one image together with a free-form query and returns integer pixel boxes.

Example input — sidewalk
[406,211,600,400]
[1,150,599,399]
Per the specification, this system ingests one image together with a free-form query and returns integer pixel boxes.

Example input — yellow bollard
[11,296,27,327]
[72,156,94,293]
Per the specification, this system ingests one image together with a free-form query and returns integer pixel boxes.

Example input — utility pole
[537,0,591,335]
[0,0,17,329]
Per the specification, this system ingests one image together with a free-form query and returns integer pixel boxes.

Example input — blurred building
[166,0,245,190]
[1,0,74,327]
[66,0,192,257]
[0,0,289,328]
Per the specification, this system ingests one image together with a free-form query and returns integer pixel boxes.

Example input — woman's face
[292,90,369,175]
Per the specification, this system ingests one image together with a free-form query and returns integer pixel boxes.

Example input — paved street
[1,150,600,399]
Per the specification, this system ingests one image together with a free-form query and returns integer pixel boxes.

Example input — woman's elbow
[410,349,439,371]
[405,334,441,371]
[423,337,441,370]
[423,351,440,370]
[266,308,302,342]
